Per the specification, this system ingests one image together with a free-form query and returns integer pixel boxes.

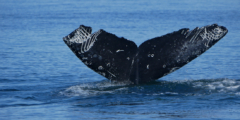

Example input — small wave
[192,78,240,95]
[59,80,129,97]
[59,78,240,97]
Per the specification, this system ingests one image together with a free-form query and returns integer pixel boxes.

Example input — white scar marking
[67,26,102,54]
[163,64,166,68]
[147,64,149,69]
[98,66,103,70]
[200,27,226,41]
[107,71,116,77]
[189,27,204,43]
[185,29,193,38]
[116,49,124,52]
[82,57,88,60]
[199,26,227,47]
[169,67,180,73]
[181,30,184,34]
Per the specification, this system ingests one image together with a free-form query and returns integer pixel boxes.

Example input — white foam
[226,85,239,91]
[193,79,240,93]
[59,81,128,97]
[235,92,240,96]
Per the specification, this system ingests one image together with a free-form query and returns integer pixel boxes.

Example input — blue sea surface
[1,0,240,119]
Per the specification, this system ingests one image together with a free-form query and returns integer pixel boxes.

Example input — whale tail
[63,24,228,84]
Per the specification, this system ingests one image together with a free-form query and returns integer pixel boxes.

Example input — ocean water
[1,0,240,119]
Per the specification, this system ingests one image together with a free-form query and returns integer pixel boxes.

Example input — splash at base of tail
[63,24,228,84]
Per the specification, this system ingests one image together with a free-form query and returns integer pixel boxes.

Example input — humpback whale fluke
[63,24,228,84]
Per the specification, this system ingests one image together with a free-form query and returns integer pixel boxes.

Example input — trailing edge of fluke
[63,24,228,84]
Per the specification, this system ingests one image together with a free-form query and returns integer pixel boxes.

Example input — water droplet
[163,64,166,68]
[107,63,110,67]
[127,57,130,60]
[151,54,154,57]
[98,66,103,70]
